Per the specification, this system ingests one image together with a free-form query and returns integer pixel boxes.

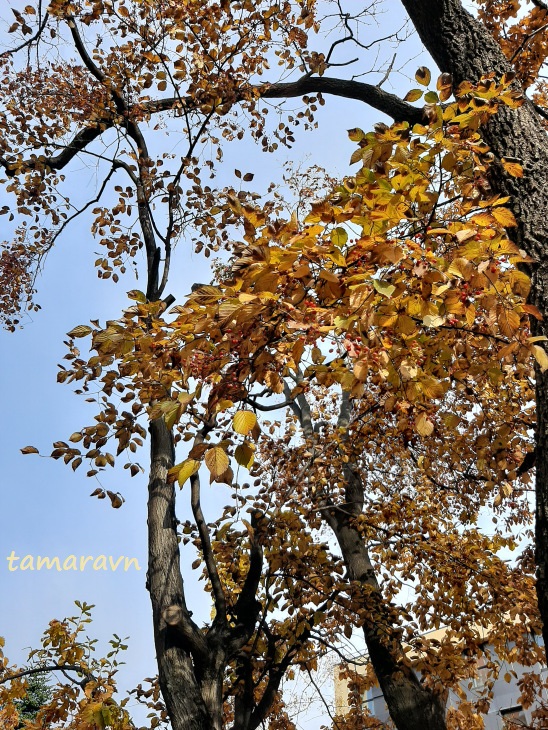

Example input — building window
[500,705,527,729]
[472,659,490,691]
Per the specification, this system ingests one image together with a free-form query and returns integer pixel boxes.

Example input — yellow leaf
[330,227,348,248]
[532,344,548,372]
[319,269,339,284]
[501,159,524,178]
[204,447,230,478]
[238,293,258,303]
[415,412,434,436]
[354,360,369,381]
[233,410,257,435]
[420,377,445,399]
[497,342,519,359]
[178,459,200,488]
[497,307,520,339]
[423,314,445,328]
[373,280,395,297]
[127,289,147,303]
[404,89,423,102]
[465,305,476,327]
[235,442,255,469]
[522,304,543,320]
[400,360,418,381]
[157,401,180,429]
[328,248,347,266]
[491,207,517,227]
[470,212,495,227]
[67,324,93,338]
[215,398,234,413]
[447,258,472,279]
[455,228,476,243]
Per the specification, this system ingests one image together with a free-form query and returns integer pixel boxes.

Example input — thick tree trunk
[401,0,548,652]
[147,418,211,730]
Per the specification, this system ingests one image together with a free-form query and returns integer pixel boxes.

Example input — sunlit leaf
[177,459,200,487]
[233,410,257,435]
[204,447,229,478]
[67,325,93,338]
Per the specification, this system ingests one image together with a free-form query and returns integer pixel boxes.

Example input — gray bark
[147,417,212,730]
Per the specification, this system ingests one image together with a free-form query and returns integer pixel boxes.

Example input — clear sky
[0,2,427,726]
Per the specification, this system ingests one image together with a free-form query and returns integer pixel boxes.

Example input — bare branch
[0,664,94,688]
[259,76,424,124]
[0,6,49,59]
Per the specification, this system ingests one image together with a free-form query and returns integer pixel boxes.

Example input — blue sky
[0,2,428,726]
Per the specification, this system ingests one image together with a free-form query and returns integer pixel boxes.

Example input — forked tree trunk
[147,418,212,729]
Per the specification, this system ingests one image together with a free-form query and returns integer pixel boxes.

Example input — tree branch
[229,510,264,653]
[0,4,49,59]
[256,76,424,124]
[143,76,424,125]
[0,664,94,688]
[190,421,227,626]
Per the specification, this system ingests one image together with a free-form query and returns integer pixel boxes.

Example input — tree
[13,671,51,727]
[1,2,548,730]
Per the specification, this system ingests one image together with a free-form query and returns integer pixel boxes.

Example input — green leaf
[424,90,439,103]
[373,280,395,298]
[330,227,348,248]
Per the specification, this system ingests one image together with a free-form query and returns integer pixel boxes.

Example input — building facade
[334,628,547,729]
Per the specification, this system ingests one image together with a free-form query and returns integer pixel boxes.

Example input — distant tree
[13,672,51,727]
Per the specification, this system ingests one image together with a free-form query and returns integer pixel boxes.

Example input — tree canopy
[2,2,548,730]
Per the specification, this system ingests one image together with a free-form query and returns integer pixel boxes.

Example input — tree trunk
[320,425,447,730]
[327,515,448,730]
[147,417,211,730]
[401,0,548,652]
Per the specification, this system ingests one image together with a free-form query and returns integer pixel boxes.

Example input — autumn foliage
[3,1,548,729]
